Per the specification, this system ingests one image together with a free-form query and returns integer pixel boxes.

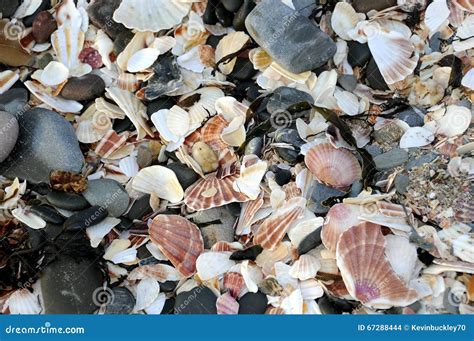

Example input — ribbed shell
[336,223,418,309]
[128,263,182,282]
[289,254,321,280]
[202,115,230,152]
[223,272,245,298]
[236,195,265,235]
[321,203,362,252]
[216,293,239,315]
[453,0,474,12]
[304,143,362,189]
[148,215,204,277]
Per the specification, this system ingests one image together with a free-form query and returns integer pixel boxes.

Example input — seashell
[150,36,176,55]
[12,207,46,230]
[453,15,474,52]
[13,0,42,19]
[249,48,272,70]
[127,48,161,73]
[192,142,219,174]
[202,115,231,152]
[336,223,418,308]
[184,172,250,211]
[305,143,362,190]
[236,195,266,235]
[266,306,285,315]
[111,247,138,265]
[254,197,306,250]
[223,272,245,298]
[399,126,435,148]
[0,70,19,94]
[134,278,160,312]
[331,2,365,41]
[281,288,303,314]
[128,264,182,282]
[299,279,324,300]
[177,46,208,73]
[270,62,312,84]
[113,0,192,32]
[179,87,224,127]
[24,81,82,113]
[215,31,250,75]
[196,252,235,281]
[452,234,474,263]
[334,89,360,117]
[0,178,27,210]
[211,241,242,252]
[216,293,239,315]
[117,32,154,71]
[288,217,324,248]
[145,293,167,315]
[94,30,114,69]
[425,0,450,36]
[289,254,321,280]
[233,155,267,200]
[133,166,184,203]
[119,156,139,178]
[50,170,87,193]
[274,262,299,290]
[4,288,42,314]
[76,105,112,144]
[151,106,191,151]
[95,130,128,158]
[241,260,264,293]
[255,242,291,275]
[384,235,418,283]
[436,105,472,138]
[106,87,153,140]
[148,215,204,277]
[32,61,69,87]
[86,217,120,248]
[462,68,474,90]
[453,0,474,12]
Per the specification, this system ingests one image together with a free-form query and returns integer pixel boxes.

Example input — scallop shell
[336,223,418,308]
[134,278,160,312]
[453,0,474,12]
[148,215,204,277]
[202,115,231,152]
[151,106,191,149]
[255,242,291,275]
[196,251,236,281]
[128,264,182,282]
[95,130,128,158]
[215,31,250,75]
[184,172,250,211]
[4,288,42,314]
[289,254,321,281]
[236,195,266,236]
[399,127,435,148]
[0,70,19,94]
[216,293,239,315]
[127,48,161,73]
[106,87,153,140]
[331,2,365,41]
[223,272,245,298]
[113,0,191,32]
[233,155,267,200]
[249,48,272,70]
[384,235,418,283]
[179,87,224,127]
[305,143,362,189]
[254,197,306,250]
[462,68,474,90]
[425,0,450,36]
[24,81,83,113]
[299,279,324,300]
[132,166,184,203]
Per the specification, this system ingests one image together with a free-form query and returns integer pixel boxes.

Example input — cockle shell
[305,143,362,189]
[132,166,184,203]
[289,254,321,280]
[4,288,42,314]
[425,0,450,36]
[148,215,204,277]
[336,223,418,308]
[233,155,267,200]
[331,2,365,41]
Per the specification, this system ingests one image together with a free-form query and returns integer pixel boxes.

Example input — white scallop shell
[12,207,46,230]
[113,0,191,32]
[425,0,450,37]
[288,217,324,248]
[180,87,225,126]
[145,293,167,314]
[134,278,160,312]
[111,247,137,265]
[5,289,42,314]
[151,106,191,150]
[119,156,140,177]
[32,61,69,86]
[132,166,184,203]
[86,217,121,248]
[241,260,264,293]
[196,252,236,281]
[399,127,435,148]
[462,68,474,90]
[233,155,267,200]
[117,31,155,71]
[215,31,250,75]
[24,81,83,113]
[331,2,365,41]
[299,279,324,300]
[334,89,360,116]
[94,30,114,69]
[384,235,419,283]
[13,0,42,19]
[127,48,161,73]
[0,70,19,94]
[289,254,321,280]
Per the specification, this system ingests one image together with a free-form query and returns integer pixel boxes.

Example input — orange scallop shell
[148,215,204,277]
[202,114,230,152]
[453,0,474,12]
[223,272,245,298]
[304,143,362,189]
[321,203,362,252]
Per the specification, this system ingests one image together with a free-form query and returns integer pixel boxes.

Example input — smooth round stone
[22,0,50,27]
[230,58,258,81]
[374,148,409,171]
[347,41,371,67]
[238,292,268,314]
[267,87,314,114]
[222,0,243,12]
[396,108,425,127]
[61,74,105,101]
[298,228,322,255]
[136,145,153,169]
[203,0,219,25]
[338,74,358,92]
[206,34,223,49]
[245,137,263,156]
[166,163,199,190]
[274,168,292,186]
[87,0,127,38]
[82,179,129,217]
[46,191,90,211]
[230,245,263,261]
[30,205,64,225]
[146,97,175,117]
[104,287,135,315]
[160,281,178,293]
[318,295,354,314]
[127,195,152,221]
[310,183,347,214]
[352,0,397,13]
[215,3,233,27]
[113,117,134,133]
[0,0,20,17]
[113,30,134,56]
[274,129,305,164]
[366,58,389,91]
[0,88,29,115]
[174,286,217,314]
[32,11,57,43]
[0,111,19,162]
[64,205,108,231]
[395,174,410,194]
[233,0,255,31]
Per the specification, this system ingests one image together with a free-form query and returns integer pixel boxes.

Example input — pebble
[230,245,263,261]
[230,58,258,81]
[41,255,103,314]
[30,205,64,225]
[215,3,234,27]
[274,167,292,186]
[104,287,135,315]
[190,208,235,249]
[22,0,49,27]
[117,217,134,230]
[298,228,322,255]
[222,0,243,12]
[162,298,175,314]
[373,121,405,146]
[245,0,336,74]
[245,137,263,156]
[374,148,409,171]
[82,179,129,217]
[174,286,217,314]
[60,74,106,101]
[267,87,314,114]
[147,97,175,117]
[0,108,84,183]
[0,0,19,18]
[87,0,127,38]
[203,0,219,25]
[0,111,19,163]
[127,195,152,220]
[347,41,371,67]
[352,0,397,13]
[63,205,108,231]
[136,144,153,169]
[113,30,134,56]
[143,55,183,101]
[367,58,389,91]
[395,174,410,194]
[318,295,355,315]
[238,291,268,314]
[293,0,317,17]
[310,182,347,214]
[406,152,438,170]
[396,107,425,127]
[166,163,200,190]
[233,0,255,31]
[46,191,90,211]
[0,88,29,115]
[338,74,358,92]
[32,11,57,44]
[274,129,305,164]
[160,281,178,293]
[113,117,134,134]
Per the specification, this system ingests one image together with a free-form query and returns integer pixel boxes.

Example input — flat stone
[293,0,317,17]
[267,87,314,114]
[396,107,425,127]
[189,207,236,249]
[82,179,129,217]
[60,74,105,101]
[245,137,263,156]
[245,0,336,74]
[395,174,410,194]
[174,286,217,314]
[46,191,90,211]
[374,148,409,171]
[87,0,127,38]
[347,41,371,67]
[0,88,29,115]
[64,206,108,231]
[238,291,268,314]
[338,74,358,92]
[104,287,135,315]
[0,111,19,162]
[352,0,397,13]
[166,163,199,190]
[310,182,347,214]
[0,108,84,183]
[0,0,20,18]
[406,152,438,170]
[30,205,64,224]
[230,58,258,81]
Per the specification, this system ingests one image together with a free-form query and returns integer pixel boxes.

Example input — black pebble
[113,117,134,134]
[417,248,434,266]
[274,168,292,186]
[160,281,178,293]
[166,163,199,190]
[215,3,233,27]
[64,205,108,230]
[147,97,176,117]
[366,58,389,91]
[233,0,255,31]
[206,35,224,49]
[230,58,258,81]
[105,287,135,315]
[230,245,263,261]
[127,195,153,220]
[238,292,268,314]
[174,286,217,314]
[203,0,219,25]
[30,205,64,225]
[117,217,134,230]
[46,191,90,211]
[298,228,322,255]
[222,0,244,12]
[347,41,371,67]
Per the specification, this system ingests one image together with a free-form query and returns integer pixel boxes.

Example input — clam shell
[179,87,224,127]
[233,155,267,200]
[33,61,69,87]
[184,172,250,211]
[223,272,245,298]
[216,293,239,315]
[336,223,418,308]
[0,70,19,94]
[384,235,419,283]
[425,0,450,36]
[255,242,291,275]
[461,68,474,90]
[289,254,321,281]
[12,207,46,230]
[249,48,272,70]
[241,260,264,293]
[215,31,250,75]
[5,288,42,314]
[331,2,364,41]
[132,166,184,203]
[128,264,182,282]
[305,143,362,189]
[113,0,191,32]
[117,31,154,71]
[399,127,435,148]
[24,81,82,113]
[148,215,204,277]
[254,197,306,250]
[196,251,236,281]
